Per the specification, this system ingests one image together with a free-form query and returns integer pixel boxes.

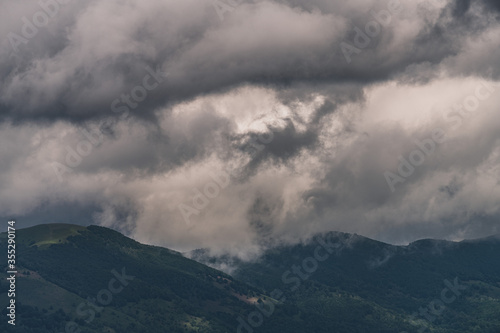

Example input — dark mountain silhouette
[1,224,499,332]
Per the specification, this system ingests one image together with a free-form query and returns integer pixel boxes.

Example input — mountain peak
[12,223,86,248]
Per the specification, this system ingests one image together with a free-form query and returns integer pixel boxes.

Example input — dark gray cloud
[1,0,498,125]
[481,0,500,12]
[0,0,499,256]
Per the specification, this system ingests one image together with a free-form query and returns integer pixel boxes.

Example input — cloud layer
[0,0,499,256]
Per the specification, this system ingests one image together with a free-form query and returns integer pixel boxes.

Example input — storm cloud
[0,0,499,256]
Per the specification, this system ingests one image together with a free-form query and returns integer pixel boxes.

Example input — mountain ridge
[1,223,499,332]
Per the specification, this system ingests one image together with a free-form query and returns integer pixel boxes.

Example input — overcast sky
[0,0,499,257]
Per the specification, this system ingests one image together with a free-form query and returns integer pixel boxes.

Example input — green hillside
[13,223,86,248]
[226,232,500,333]
[1,224,499,332]
[0,224,264,332]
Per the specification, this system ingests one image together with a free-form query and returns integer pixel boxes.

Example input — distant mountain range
[1,224,499,332]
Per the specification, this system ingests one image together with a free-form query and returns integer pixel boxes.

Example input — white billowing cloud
[0,0,500,255]
[0,76,499,255]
